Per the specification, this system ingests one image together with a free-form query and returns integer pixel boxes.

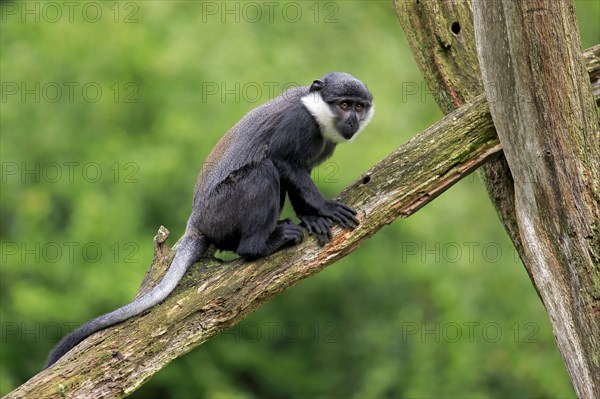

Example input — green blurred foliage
[1,1,597,397]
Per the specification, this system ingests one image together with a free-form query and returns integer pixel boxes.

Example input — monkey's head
[301,72,374,143]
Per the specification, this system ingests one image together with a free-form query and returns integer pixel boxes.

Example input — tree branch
[392,0,527,289]
[473,1,600,397]
[5,46,599,399]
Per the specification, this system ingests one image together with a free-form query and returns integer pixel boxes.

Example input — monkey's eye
[355,103,363,112]
[340,102,350,110]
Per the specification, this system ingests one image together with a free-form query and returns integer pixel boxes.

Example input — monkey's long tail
[44,234,207,368]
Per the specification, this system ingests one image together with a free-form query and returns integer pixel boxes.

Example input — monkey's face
[332,99,371,140]
[302,73,374,143]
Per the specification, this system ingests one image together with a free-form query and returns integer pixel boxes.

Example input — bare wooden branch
[473,1,600,397]
[392,0,527,283]
[5,46,599,399]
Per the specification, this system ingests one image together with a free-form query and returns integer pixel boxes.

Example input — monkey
[45,72,374,368]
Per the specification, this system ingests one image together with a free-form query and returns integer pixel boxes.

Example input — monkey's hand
[299,201,359,246]
[322,200,359,230]
[299,215,332,246]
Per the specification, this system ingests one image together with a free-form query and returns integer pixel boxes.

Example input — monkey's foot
[277,219,304,246]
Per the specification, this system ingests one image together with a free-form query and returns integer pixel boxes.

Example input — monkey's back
[193,86,309,205]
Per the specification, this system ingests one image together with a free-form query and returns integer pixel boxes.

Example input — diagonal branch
[5,45,599,399]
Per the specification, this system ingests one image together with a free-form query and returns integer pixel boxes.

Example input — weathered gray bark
[473,1,600,397]
[4,44,599,399]
[392,0,526,284]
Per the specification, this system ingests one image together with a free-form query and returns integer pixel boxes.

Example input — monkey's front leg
[276,161,359,244]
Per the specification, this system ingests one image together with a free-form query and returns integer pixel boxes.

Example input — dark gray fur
[45,72,373,368]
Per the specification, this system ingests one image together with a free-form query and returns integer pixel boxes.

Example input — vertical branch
[472,1,600,397]
[392,0,528,284]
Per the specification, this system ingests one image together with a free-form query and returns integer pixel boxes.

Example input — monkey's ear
[309,80,324,92]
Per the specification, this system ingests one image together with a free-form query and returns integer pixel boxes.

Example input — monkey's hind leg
[237,219,303,261]
[230,161,303,261]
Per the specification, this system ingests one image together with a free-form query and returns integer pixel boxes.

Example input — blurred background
[1,1,598,397]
